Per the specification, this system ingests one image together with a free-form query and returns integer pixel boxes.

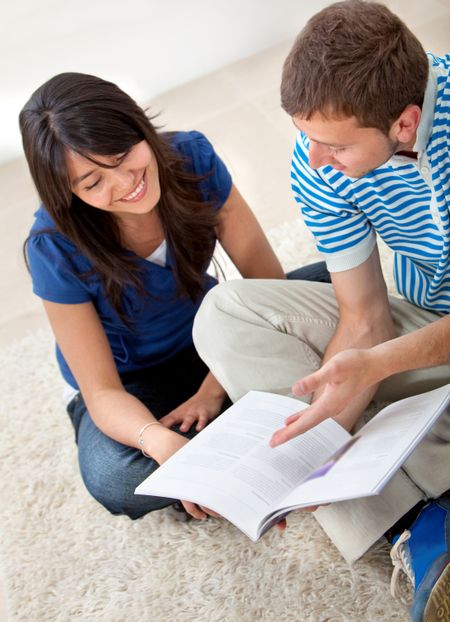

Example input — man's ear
[389,105,422,145]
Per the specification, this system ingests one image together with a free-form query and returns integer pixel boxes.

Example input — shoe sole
[424,562,450,622]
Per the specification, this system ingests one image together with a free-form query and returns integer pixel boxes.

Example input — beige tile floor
[0,2,449,620]
[0,38,299,352]
[1,2,449,351]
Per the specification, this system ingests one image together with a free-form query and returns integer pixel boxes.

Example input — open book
[135,384,450,541]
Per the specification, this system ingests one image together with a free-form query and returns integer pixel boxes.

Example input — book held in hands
[135,385,450,541]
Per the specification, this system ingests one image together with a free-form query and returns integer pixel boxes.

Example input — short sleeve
[26,234,92,303]
[175,131,233,208]
[291,134,376,272]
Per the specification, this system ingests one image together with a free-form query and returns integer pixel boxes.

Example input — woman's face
[66,140,161,217]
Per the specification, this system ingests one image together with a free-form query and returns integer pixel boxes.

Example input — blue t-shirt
[27,131,232,388]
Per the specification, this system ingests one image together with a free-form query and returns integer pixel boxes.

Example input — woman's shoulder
[163,130,219,174]
[165,129,210,151]
[163,130,232,204]
[29,205,72,244]
[27,205,89,271]
[26,206,93,303]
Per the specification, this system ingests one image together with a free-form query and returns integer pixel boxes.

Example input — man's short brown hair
[281,0,429,133]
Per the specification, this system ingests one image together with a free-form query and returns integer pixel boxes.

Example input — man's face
[293,112,399,179]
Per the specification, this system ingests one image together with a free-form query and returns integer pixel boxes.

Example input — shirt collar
[413,57,438,154]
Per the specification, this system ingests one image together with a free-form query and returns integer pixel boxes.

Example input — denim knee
[80,458,175,519]
[76,410,175,519]
[80,452,176,519]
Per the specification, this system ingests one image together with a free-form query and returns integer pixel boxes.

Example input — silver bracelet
[138,421,161,458]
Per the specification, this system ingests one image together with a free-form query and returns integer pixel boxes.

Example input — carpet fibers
[0,220,409,621]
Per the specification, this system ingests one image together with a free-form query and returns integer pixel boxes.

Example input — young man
[193,1,450,620]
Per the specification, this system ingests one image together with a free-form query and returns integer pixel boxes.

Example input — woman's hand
[159,392,224,432]
[159,372,226,433]
[154,428,221,520]
[181,501,221,520]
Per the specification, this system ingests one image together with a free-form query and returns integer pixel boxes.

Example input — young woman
[20,72,287,521]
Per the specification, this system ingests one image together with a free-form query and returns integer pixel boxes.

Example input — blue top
[290,53,450,313]
[27,131,232,388]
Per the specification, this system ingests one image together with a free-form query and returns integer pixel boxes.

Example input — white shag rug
[0,219,410,622]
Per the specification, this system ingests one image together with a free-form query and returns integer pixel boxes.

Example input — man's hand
[270,348,383,447]
[270,248,395,442]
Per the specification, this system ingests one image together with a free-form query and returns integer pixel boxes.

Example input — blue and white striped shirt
[291,54,450,313]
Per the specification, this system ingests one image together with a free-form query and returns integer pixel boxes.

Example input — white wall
[1,0,331,165]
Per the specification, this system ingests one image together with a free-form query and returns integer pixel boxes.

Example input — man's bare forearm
[371,314,450,378]
[314,311,396,430]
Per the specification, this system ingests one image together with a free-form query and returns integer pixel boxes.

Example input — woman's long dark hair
[20,72,219,322]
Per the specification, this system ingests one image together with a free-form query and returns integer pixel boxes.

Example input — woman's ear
[389,104,422,146]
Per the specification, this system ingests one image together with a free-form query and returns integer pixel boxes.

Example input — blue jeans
[286,261,331,283]
[67,344,210,519]
[67,261,330,520]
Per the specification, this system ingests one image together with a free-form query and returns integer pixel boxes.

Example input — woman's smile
[66,141,161,216]
[119,171,147,203]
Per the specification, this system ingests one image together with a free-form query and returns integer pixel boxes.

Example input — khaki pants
[193,280,450,562]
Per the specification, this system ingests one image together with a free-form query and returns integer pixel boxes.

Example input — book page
[275,383,450,514]
[135,391,350,540]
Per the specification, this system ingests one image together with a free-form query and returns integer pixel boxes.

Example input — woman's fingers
[181,501,221,519]
[200,505,221,518]
[158,412,181,428]
[181,501,207,520]
[179,413,197,432]
[160,408,211,432]
[195,412,210,432]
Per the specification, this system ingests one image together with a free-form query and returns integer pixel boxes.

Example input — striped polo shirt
[291,53,450,313]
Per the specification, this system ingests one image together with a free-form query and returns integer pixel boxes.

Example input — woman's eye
[116,150,130,164]
[85,178,101,191]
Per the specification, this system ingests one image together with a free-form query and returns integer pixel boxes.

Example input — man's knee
[193,280,246,352]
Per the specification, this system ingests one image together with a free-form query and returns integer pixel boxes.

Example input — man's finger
[284,411,302,425]
[292,369,326,397]
[270,405,330,446]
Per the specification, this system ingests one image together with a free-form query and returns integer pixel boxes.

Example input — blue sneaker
[390,497,450,621]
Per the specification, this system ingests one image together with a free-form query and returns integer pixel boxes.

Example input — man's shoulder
[428,54,450,153]
[427,52,450,73]
[428,53,450,98]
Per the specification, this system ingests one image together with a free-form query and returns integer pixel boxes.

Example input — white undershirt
[146,239,167,266]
